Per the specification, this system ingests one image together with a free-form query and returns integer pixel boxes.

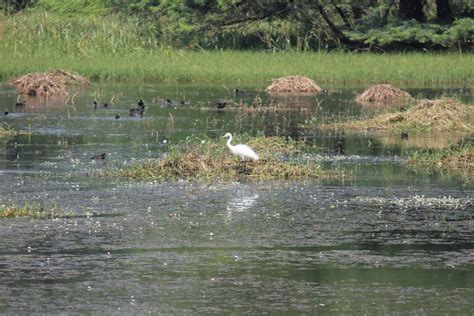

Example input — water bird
[215,100,227,110]
[222,133,259,161]
[166,99,185,107]
[91,153,106,160]
[401,132,409,140]
[137,99,146,110]
[129,108,144,117]
[234,89,246,96]
[93,101,109,109]
[15,101,26,107]
[115,114,121,120]
[3,111,8,116]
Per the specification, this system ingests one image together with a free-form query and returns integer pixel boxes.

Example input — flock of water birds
[3,88,260,163]
[89,89,258,161]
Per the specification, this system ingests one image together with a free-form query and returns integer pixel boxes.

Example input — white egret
[222,133,259,161]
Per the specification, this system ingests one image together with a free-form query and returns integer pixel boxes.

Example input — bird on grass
[222,133,259,161]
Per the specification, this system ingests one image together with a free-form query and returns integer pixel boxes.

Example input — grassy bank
[1,50,472,85]
[104,135,342,181]
[0,12,472,84]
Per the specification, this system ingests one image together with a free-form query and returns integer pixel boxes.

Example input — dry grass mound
[320,98,473,132]
[9,69,90,97]
[356,84,414,105]
[265,75,322,94]
[105,136,341,181]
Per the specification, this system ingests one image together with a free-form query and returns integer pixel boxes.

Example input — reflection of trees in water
[2,134,84,169]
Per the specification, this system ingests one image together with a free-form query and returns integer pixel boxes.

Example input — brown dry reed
[9,69,90,97]
[107,136,340,181]
[356,84,414,105]
[265,75,322,94]
[319,98,473,132]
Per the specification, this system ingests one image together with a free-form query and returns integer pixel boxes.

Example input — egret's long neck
[226,136,233,150]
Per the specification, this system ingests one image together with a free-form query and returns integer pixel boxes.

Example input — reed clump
[406,143,473,175]
[0,122,29,137]
[106,136,339,181]
[356,84,414,106]
[317,98,473,132]
[9,69,90,97]
[0,203,67,218]
[265,75,322,94]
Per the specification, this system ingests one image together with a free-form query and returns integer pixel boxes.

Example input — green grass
[0,12,472,84]
[1,50,472,85]
[406,143,473,179]
[103,135,343,181]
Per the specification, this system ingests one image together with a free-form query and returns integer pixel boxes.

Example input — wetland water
[0,83,473,314]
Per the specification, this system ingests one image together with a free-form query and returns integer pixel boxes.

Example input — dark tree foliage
[399,0,425,22]
[3,0,473,51]
[0,0,35,12]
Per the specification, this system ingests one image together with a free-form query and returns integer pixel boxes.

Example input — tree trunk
[436,0,453,21]
[399,0,425,22]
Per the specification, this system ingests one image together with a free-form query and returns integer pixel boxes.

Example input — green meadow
[0,13,472,84]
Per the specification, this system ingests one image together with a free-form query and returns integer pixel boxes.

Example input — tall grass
[0,12,472,84]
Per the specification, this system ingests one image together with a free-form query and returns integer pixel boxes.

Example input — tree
[399,0,425,21]
[436,0,453,21]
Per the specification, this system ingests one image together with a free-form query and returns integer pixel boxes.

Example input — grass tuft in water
[0,122,30,137]
[308,98,473,132]
[105,135,341,181]
[406,141,473,175]
[0,203,69,218]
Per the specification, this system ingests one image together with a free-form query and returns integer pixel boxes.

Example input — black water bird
[215,100,227,110]
[138,99,145,108]
[234,89,246,96]
[93,101,109,109]
[401,132,409,140]
[15,101,26,107]
[27,89,36,96]
[115,114,121,120]
[91,153,106,160]
[3,111,9,116]
[166,99,185,107]
[129,108,144,117]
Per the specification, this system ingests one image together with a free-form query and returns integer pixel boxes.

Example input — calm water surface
[0,83,473,314]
